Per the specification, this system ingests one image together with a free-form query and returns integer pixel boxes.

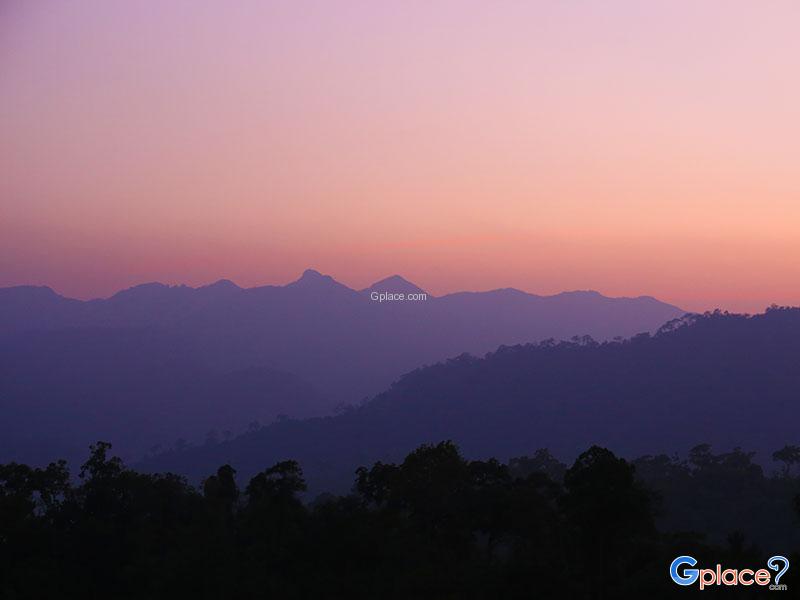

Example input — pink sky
[2,1,799,312]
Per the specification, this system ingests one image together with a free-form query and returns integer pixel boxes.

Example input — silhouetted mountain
[0,270,684,465]
[0,285,85,330]
[140,307,800,494]
[286,268,355,294]
[0,270,683,398]
[200,278,242,293]
[361,275,428,296]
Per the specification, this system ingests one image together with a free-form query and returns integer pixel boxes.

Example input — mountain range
[0,270,684,465]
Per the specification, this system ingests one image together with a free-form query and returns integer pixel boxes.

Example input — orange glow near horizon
[2,1,800,313]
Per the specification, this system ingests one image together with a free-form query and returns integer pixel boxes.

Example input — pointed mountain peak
[362,275,427,296]
[287,269,351,292]
[299,268,325,280]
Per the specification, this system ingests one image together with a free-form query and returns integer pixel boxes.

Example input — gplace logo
[670,555,790,591]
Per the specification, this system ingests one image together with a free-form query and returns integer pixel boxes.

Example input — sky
[2,1,799,313]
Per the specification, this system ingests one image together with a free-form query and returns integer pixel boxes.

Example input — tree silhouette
[773,445,800,477]
[2,440,799,598]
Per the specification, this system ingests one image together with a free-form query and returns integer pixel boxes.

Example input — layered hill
[140,308,800,493]
[0,270,684,464]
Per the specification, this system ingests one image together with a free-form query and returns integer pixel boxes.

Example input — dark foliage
[2,441,798,599]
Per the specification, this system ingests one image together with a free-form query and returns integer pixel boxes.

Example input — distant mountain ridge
[0,270,685,465]
[0,270,685,404]
[0,269,681,330]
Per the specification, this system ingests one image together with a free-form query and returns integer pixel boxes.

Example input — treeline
[2,442,799,599]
